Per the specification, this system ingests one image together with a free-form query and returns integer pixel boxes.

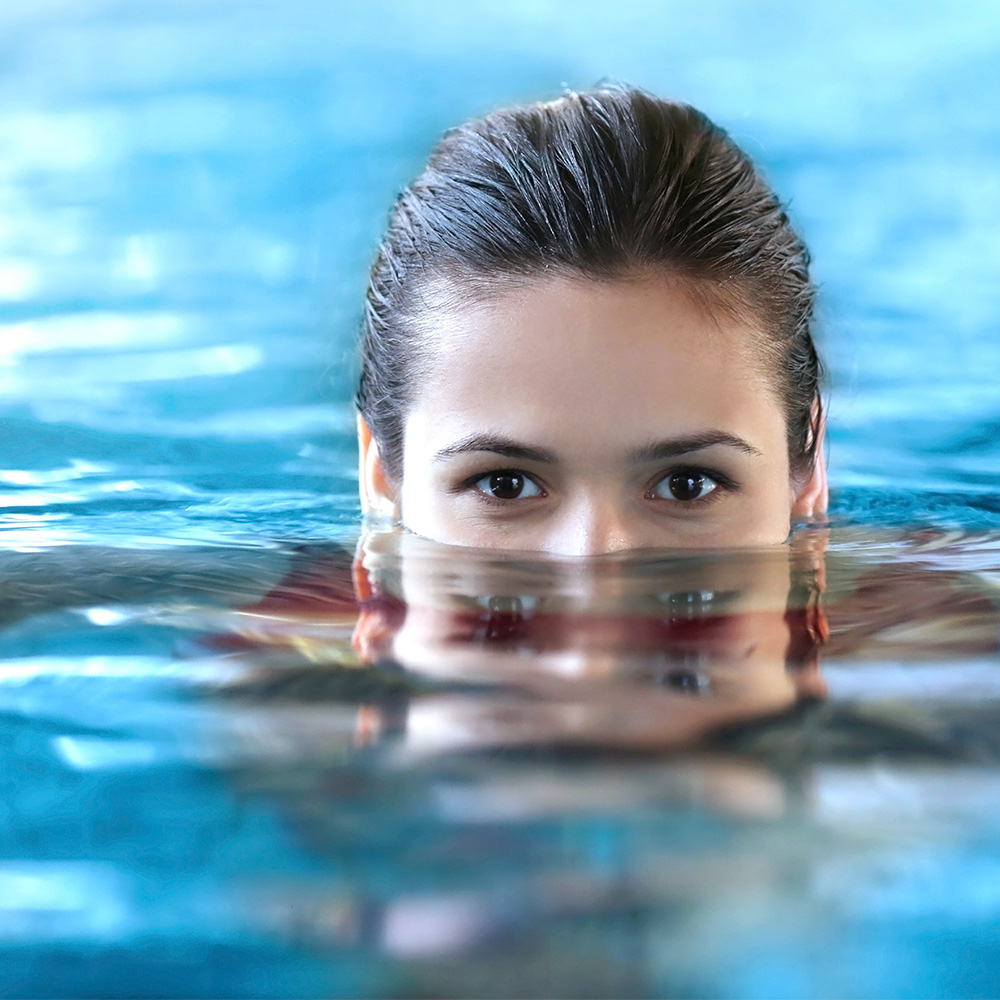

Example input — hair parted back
[357,86,822,482]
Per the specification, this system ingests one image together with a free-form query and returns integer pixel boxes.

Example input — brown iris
[667,471,706,501]
[488,472,526,499]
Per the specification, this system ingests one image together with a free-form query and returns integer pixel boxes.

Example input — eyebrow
[433,430,761,464]
[628,432,762,462]
[433,434,559,464]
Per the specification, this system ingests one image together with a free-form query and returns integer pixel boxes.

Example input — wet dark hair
[357,87,822,483]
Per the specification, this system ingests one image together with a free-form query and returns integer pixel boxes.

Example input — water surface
[3,529,1000,997]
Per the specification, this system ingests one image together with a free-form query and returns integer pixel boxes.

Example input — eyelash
[459,469,548,506]
[646,465,739,505]
[457,466,739,506]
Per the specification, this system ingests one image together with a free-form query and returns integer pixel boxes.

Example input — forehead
[409,274,782,437]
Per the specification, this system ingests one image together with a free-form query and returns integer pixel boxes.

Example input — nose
[541,496,638,557]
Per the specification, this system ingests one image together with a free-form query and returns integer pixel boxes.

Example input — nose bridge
[548,490,636,557]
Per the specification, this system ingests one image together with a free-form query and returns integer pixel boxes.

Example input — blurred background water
[2,0,1000,548]
[4,3,1000,998]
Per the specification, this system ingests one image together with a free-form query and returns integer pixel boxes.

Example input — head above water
[356,86,827,554]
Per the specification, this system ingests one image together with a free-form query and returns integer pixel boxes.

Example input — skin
[359,273,827,555]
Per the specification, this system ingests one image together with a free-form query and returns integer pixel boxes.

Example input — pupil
[490,473,523,499]
[669,471,704,501]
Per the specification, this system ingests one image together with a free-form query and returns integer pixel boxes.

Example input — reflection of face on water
[353,530,828,753]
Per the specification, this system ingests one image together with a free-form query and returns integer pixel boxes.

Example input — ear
[791,411,828,518]
[357,415,399,520]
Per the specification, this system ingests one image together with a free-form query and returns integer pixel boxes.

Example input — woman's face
[360,275,826,554]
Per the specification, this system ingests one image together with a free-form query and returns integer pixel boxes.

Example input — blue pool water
[3,1,1000,996]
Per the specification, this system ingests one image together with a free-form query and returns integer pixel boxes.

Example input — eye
[474,594,541,615]
[658,590,716,620]
[473,470,544,501]
[471,594,540,645]
[635,651,712,695]
[649,469,719,502]
[656,665,710,695]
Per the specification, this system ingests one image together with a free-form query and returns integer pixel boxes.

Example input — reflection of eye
[635,650,712,695]
[649,470,719,502]
[472,594,540,645]
[474,594,541,616]
[651,656,711,695]
[658,590,716,620]
[659,667,709,694]
[473,471,544,501]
